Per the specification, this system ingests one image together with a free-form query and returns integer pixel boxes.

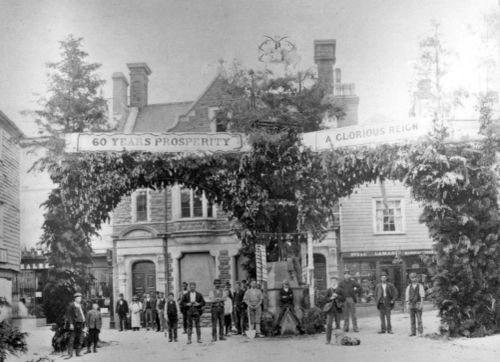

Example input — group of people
[63,270,426,355]
[323,270,426,344]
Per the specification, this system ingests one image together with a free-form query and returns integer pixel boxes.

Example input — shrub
[0,321,28,362]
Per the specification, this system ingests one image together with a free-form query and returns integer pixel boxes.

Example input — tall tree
[410,21,468,124]
[30,35,110,170]
[28,35,111,324]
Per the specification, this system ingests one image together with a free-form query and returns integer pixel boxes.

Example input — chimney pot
[314,40,336,95]
[127,62,152,108]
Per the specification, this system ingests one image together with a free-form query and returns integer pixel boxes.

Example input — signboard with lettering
[302,119,481,151]
[342,249,434,258]
[65,132,248,153]
[302,120,432,151]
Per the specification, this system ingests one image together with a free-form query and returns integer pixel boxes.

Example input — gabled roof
[183,74,226,116]
[0,110,24,138]
[133,101,193,132]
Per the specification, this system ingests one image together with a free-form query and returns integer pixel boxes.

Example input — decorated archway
[42,127,500,337]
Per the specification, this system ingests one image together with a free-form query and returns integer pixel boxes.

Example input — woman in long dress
[130,296,142,331]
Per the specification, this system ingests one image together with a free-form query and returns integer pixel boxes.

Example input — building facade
[0,111,23,303]
[110,40,360,303]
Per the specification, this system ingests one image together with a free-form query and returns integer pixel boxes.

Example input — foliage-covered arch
[42,127,500,337]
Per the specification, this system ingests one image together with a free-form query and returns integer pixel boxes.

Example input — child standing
[223,283,233,336]
[405,272,426,336]
[85,301,102,353]
[165,292,178,342]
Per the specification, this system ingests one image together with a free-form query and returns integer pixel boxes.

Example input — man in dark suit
[165,292,178,342]
[274,280,302,334]
[65,292,86,359]
[178,282,189,334]
[115,293,129,331]
[180,282,206,344]
[374,271,398,334]
[233,282,246,335]
[338,270,362,332]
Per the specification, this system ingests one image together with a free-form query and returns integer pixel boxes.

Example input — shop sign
[342,249,433,258]
[65,132,248,153]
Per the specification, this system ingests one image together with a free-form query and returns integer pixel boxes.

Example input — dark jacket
[325,287,344,313]
[375,282,398,308]
[279,288,294,308]
[86,309,102,330]
[338,279,362,303]
[116,299,129,317]
[66,302,86,326]
[157,298,166,312]
[166,300,178,318]
[180,291,206,315]
[233,289,247,311]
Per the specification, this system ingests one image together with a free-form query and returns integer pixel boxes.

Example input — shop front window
[343,260,377,303]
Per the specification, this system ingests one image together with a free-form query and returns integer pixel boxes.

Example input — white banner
[302,120,432,151]
[64,132,247,153]
[302,119,482,151]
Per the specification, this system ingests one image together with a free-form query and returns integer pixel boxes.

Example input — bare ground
[8,310,500,362]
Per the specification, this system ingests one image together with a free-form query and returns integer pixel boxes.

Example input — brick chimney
[127,63,152,108]
[112,72,129,116]
[314,40,336,95]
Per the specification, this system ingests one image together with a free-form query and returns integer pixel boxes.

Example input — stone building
[110,40,359,303]
[0,110,23,303]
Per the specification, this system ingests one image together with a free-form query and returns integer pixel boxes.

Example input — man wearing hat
[374,271,398,334]
[337,270,362,332]
[208,279,226,342]
[274,280,302,335]
[65,292,86,359]
[115,293,129,331]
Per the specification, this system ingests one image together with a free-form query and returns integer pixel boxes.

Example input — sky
[0,0,498,136]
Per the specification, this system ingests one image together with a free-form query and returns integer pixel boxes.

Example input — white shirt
[382,283,387,297]
[75,302,85,321]
[189,292,196,303]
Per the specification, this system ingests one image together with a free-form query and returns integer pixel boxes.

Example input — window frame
[131,189,151,223]
[174,186,216,219]
[372,198,406,235]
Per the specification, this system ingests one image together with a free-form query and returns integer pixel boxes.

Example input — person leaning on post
[65,292,86,359]
[405,272,425,336]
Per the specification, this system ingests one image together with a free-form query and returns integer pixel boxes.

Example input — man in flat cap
[374,271,398,334]
[208,279,226,342]
[65,292,86,359]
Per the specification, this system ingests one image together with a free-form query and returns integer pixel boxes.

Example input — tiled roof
[133,101,193,132]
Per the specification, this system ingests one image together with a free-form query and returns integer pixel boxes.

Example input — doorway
[313,254,327,291]
[132,261,156,298]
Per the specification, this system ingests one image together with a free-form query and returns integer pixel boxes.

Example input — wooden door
[313,254,327,291]
[132,261,156,298]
